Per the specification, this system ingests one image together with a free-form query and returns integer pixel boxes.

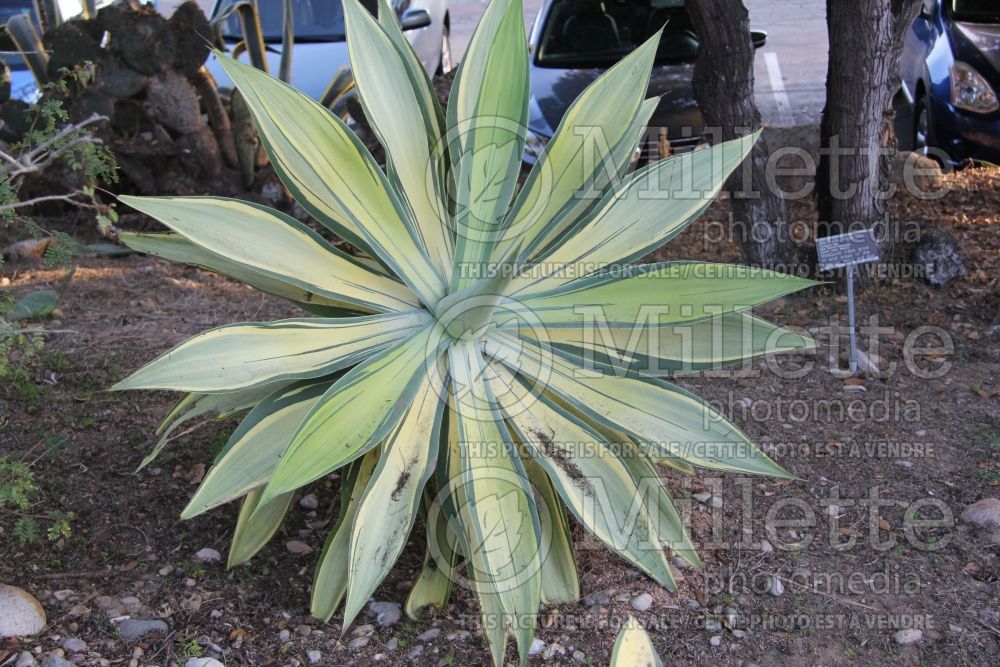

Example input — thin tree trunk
[688,0,797,271]
[817,0,921,283]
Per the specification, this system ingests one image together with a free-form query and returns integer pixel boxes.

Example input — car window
[536,0,698,68]
[215,0,375,43]
[950,0,1000,23]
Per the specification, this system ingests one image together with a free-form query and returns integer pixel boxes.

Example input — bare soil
[2,168,999,666]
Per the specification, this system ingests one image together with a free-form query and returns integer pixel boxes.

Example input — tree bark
[688,0,798,271]
[817,0,922,283]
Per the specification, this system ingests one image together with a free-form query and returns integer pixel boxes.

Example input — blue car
[899,0,1000,165]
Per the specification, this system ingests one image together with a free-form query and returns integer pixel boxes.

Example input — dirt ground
[2,166,999,667]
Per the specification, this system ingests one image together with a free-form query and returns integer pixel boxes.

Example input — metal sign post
[816,229,880,377]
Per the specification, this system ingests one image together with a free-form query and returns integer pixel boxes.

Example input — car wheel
[914,95,931,156]
[437,23,453,75]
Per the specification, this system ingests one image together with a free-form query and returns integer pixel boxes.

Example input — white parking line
[763,51,794,126]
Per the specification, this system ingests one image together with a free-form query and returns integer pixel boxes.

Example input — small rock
[61,638,87,653]
[0,585,46,637]
[192,548,221,563]
[52,590,75,602]
[732,629,747,639]
[278,629,290,641]
[704,619,722,632]
[724,607,738,626]
[630,593,653,612]
[184,660,224,667]
[767,575,785,597]
[294,624,312,637]
[39,656,73,667]
[948,624,964,635]
[581,592,611,607]
[529,638,546,656]
[406,645,424,660]
[286,540,313,554]
[119,596,141,613]
[445,630,471,641]
[306,650,322,664]
[760,540,774,554]
[572,649,586,662]
[543,642,566,659]
[913,228,965,287]
[961,499,1000,530]
[385,637,399,651]
[369,601,402,627]
[15,652,38,667]
[66,605,89,618]
[416,628,440,641]
[709,635,722,647]
[299,494,319,510]
[353,624,375,637]
[894,628,923,645]
[692,492,712,504]
[117,619,169,641]
[348,637,370,649]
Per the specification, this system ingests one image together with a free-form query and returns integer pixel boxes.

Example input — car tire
[437,22,453,76]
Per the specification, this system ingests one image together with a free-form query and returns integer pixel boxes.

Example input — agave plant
[113,0,815,663]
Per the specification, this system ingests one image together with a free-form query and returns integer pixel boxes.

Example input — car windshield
[215,0,377,43]
[0,0,38,70]
[535,0,698,67]
[951,0,1000,23]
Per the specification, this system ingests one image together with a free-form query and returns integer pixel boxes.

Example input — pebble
[307,650,322,664]
[630,593,653,612]
[961,498,1000,529]
[572,649,586,662]
[416,628,440,641]
[724,607,738,626]
[39,656,74,667]
[353,624,375,637]
[385,637,399,651]
[286,540,313,554]
[52,590,75,602]
[348,637,370,649]
[529,638,546,656]
[543,642,566,659]
[894,628,923,645]
[369,601,402,627]
[184,660,224,667]
[117,619,169,640]
[709,635,722,647]
[61,638,87,653]
[704,619,722,632]
[299,494,319,510]
[15,652,38,667]
[0,585,46,638]
[760,540,774,554]
[581,592,610,607]
[767,575,785,596]
[406,645,424,660]
[193,548,221,563]
[278,629,290,641]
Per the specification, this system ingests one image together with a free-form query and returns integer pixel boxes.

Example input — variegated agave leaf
[113,0,817,664]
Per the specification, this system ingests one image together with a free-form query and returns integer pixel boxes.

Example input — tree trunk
[688,0,798,271]
[817,0,921,283]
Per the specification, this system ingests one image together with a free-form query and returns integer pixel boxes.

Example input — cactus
[278,0,293,84]
[6,14,49,87]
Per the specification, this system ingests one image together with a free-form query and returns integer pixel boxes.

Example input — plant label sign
[816,229,879,377]
[817,229,879,271]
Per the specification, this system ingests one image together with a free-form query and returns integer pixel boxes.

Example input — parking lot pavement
[171,0,825,127]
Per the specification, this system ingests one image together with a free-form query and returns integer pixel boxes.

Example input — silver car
[205,0,452,100]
